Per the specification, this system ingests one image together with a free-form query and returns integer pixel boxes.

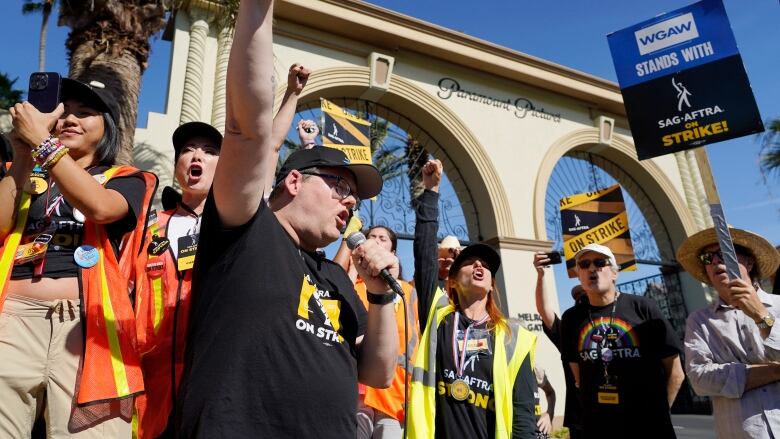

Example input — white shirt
[685,289,780,439]
[167,210,200,259]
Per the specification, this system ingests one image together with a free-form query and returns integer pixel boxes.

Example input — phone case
[28,72,62,113]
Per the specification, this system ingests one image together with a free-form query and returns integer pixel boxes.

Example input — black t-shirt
[178,194,368,438]
[542,315,582,430]
[434,313,536,439]
[560,294,680,438]
[11,166,145,279]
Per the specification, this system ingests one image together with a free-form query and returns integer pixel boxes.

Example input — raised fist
[422,159,442,192]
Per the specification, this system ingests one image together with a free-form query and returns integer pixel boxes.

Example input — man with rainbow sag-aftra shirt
[560,243,685,439]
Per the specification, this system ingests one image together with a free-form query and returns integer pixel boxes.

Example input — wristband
[31,136,60,163]
[367,291,395,305]
[42,147,69,170]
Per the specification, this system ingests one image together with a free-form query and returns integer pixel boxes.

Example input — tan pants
[0,295,131,438]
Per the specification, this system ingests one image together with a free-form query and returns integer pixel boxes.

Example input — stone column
[179,9,210,124]
[211,26,233,133]
[674,151,705,231]
[686,149,714,227]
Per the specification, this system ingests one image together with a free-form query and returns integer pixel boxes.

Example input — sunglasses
[698,250,751,266]
[577,258,610,270]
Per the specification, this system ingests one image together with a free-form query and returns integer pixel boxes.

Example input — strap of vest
[151,210,174,334]
[151,277,164,333]
[90,220,132,397]
[0,192,32,298]
[411,289,450,387]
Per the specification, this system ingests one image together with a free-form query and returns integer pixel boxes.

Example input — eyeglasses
[577,258,610,270]
[699,250,751,266]
[301,172,357,202]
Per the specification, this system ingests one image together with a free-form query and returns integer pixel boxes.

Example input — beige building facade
[134,0,713,424]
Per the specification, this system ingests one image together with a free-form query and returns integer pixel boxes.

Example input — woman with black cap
[0,78,156,438]
[406,161,538,439]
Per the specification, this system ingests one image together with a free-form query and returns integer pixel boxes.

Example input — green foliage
[759,118,780,181]
[0,73,24,109]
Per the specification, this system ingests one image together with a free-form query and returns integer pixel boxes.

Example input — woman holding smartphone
[0,77,155,438]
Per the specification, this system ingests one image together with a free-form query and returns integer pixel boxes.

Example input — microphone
[346,232,404,297]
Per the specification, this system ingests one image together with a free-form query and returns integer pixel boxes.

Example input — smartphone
[28,72,62,113]
[544,251,562,265]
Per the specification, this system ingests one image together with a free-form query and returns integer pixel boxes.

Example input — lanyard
[452,312,490,378]
[176,203,201,236]
[587,292,620,365]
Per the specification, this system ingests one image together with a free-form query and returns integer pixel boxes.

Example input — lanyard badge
[450,312,490,401]
[177,233,199,271]
[14,234,53,266]
[588,293,621,404]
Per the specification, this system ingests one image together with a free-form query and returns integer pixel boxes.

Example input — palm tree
[0,73,25,109]
[759,118,780,181]
[22,0,56,71]
[57,0,170,165]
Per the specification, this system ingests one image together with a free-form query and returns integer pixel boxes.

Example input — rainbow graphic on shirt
[577,317,641,361]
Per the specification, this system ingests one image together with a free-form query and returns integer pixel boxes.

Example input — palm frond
[759,118,780,181]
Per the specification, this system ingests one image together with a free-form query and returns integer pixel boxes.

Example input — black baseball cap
[61,78,119,122]
[172,122,223,158]
[449,243,501,278]
[275,147,383,200]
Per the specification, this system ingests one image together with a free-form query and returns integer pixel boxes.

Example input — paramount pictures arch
[134,0,716,420]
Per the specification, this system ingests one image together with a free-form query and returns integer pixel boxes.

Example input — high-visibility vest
[355,279,419,422]
[407,288,537,439]
[133,208,194,438]
[0,166,158,405]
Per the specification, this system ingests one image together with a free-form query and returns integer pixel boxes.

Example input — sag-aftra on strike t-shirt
[178,194,367,438]
[561,294,681,439]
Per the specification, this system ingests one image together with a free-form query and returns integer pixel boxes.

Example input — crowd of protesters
[1,1,780,438]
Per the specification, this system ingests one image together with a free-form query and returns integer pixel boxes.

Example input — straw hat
[676,227,780,285]
[439,235,463,249]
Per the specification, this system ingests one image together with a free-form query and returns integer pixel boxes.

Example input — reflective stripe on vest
[407,288,537,439]
[356,279,420,420]
[0,166,157,405]
[134,208,195,439]
[0,192,31,306]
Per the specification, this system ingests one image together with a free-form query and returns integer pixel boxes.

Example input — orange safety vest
[0,165,157,405]
[355,278,419,422]
[133,208,194,439]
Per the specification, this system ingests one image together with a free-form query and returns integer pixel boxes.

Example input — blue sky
[1,0,777,310]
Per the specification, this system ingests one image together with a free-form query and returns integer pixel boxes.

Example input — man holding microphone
[176,1,398,437]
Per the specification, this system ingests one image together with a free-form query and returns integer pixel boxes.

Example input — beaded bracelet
[31,136,60,163]
[41,146,69,171]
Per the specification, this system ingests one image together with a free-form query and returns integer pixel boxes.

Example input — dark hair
[367,225,398,252]
[94,111,119,166]
[366,225,404,279]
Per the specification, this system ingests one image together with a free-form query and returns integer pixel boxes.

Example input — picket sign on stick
[692,147,741,280]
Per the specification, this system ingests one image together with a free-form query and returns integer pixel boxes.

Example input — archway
[275,67,515,242]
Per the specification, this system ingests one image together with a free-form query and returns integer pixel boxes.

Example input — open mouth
[588,273,598,281]
[188,164,203,179]
[336,210,349,229]
[473,268,485,281]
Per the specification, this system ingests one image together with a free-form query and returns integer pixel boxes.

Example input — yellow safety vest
[407,288,536,439]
